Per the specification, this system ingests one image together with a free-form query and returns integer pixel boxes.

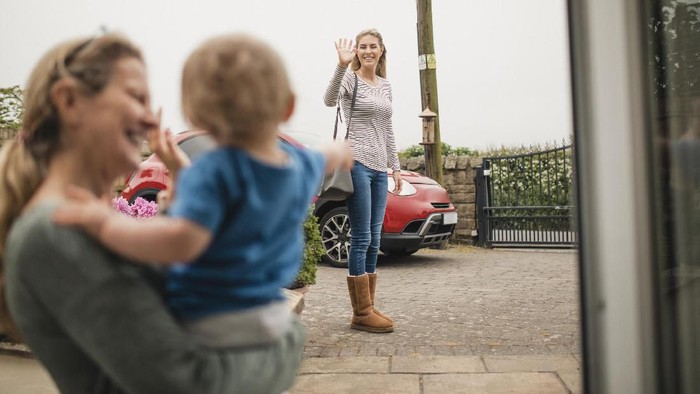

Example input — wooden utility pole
[416,0,443,184]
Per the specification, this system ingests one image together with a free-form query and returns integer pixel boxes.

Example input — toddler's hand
[322,141,354,174]
[156,189,171,211]
[337,141,354,171]
[149,127,190,174]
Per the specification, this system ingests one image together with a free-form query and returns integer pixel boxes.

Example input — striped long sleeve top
[324,65,401,173]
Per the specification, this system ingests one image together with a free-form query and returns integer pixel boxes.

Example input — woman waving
[324,28,402,334]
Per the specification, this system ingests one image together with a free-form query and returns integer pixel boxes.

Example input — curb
[284,288,306,316]
[0,340,32,358]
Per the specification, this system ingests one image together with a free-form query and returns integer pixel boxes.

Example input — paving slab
[391,355,486,373]
[0,355,57,394]
[422,372,567,394]
[284,288,305,315]
[298,356,389,374]
[484,355,581,372]
[0,340,31,358]
[557,370,584,394]
[291,374,420,394]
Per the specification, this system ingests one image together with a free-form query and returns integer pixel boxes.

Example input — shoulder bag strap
[344,73,358,141]
[333,73,358,141]
[333,98,342,140]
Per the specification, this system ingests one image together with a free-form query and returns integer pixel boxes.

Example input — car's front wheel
[319,207,351,268]
[128,189,158,204]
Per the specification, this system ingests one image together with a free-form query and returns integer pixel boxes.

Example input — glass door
[643,1,700,392]
[569,0,700,392]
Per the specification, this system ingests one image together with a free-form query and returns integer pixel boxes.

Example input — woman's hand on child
[52,186,112,239]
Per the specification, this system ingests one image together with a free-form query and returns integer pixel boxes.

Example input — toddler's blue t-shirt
[166,141,325,320]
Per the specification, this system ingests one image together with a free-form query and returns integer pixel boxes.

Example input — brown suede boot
[347,274,394,333]
[367,272,393,324]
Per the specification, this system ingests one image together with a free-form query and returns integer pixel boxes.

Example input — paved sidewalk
[0,354,57,394]
[0,247,582,393]
[292,246,582,393]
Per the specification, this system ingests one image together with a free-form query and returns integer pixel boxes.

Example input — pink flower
[130,197,158,219]
[111,196,158,219]
[112,196,131,216]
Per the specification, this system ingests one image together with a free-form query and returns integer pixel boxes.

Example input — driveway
[300,246,581,357]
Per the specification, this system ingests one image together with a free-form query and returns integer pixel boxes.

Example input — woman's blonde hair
[351,28,387,78]
[0,33,142,341]
[181,33,293,145]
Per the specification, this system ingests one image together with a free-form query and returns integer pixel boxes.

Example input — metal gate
[475,145,577,248]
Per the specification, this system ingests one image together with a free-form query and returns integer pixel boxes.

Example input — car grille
[401,220,455,245]
[427,223,455,235]
[402,220,425,234]
[421,233,452,245]
[431,202,450,209]
[420,224,455,246]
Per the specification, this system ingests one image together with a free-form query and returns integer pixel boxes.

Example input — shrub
[398,144,426,159]
[289,205,323,289]
[399,142,477,159]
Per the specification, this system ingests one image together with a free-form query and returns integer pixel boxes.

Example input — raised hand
[148,114,190,176]
[335,38,355,68]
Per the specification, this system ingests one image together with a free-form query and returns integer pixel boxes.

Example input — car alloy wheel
[319,207,351,268]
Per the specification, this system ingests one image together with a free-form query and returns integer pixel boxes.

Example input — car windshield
[179,134,216,160]
[282,130,330,148]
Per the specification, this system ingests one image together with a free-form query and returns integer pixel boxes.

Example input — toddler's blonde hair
[182,34,293,144]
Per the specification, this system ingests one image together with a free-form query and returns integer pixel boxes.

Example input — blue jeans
[346,161,388,276]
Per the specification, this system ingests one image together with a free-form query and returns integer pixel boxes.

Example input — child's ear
[282,94,295,122]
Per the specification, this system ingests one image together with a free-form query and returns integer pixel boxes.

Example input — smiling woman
[323,28,403,334]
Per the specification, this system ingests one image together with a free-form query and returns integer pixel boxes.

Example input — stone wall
[400,155,482,244]
[0,128,18,148]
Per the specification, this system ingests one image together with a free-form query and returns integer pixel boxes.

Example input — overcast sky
[0,0,572,151]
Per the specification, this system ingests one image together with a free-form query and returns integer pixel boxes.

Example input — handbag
[318,74,358,201]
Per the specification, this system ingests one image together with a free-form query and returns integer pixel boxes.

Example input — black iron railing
[476,145,577,247]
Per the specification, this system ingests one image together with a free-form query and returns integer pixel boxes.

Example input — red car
[121,130,458,268]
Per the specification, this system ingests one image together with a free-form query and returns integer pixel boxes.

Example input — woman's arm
[323,38,355,107]
[384,83,402,194]
[386,118,403,195]
[323,65,347,107]
[385,115,401,173]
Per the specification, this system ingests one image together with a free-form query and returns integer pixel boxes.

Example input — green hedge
[486,144,574,231]
[289,205,322,289]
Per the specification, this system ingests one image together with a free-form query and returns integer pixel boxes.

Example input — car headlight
[387,177,417,196]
